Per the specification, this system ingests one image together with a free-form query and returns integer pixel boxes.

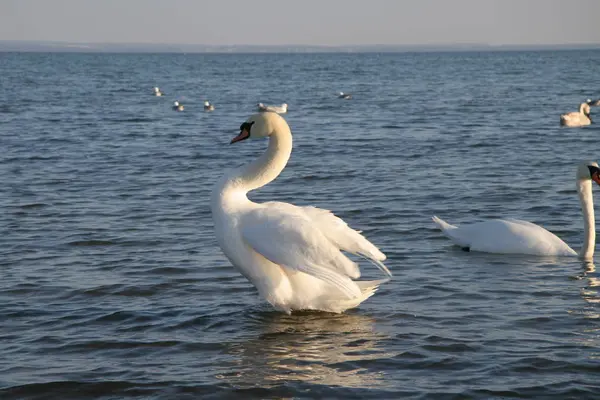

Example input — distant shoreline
[1,40,599,54]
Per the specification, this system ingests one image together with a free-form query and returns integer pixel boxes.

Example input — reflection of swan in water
[573,262,600,354]
[580,262,600,305]
[217,311,392,389]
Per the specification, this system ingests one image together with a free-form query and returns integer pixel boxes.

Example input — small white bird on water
[257,102,288,114]
[211,112,391,314]
[172,101,184,111]
[204,101,215,111]
[338,92,352,99]
[154,87,163,96]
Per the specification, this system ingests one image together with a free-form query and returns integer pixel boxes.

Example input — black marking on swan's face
[588,165,600,186]
[230,121,255,144]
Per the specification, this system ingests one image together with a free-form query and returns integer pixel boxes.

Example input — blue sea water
[1,50,600,399]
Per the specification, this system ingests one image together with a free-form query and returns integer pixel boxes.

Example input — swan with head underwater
[433,162,600,259]
[210,112,391,314]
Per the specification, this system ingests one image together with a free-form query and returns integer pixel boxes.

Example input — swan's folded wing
[261,202,391,277]
[240,206,362,299]
[299,206,391,277]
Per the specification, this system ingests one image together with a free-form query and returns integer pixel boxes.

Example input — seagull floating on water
[173,101,184,111]
[257,102,288,114]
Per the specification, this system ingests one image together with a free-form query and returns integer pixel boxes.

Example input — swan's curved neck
[577,179,596,260]
[223,125,293,196]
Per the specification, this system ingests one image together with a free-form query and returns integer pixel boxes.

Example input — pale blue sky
[1,0,599,46]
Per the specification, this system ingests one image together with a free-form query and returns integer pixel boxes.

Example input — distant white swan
[211,112,391,313]
[172,101,184,111]
[560,102,591,127]
[433,162,600,259]
[204,101,215,111]
[338,92,352,99]
[154,87,163,97]
[257,102,288,114]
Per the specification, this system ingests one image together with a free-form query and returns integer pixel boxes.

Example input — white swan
[338,92,352,99]
[204,101,215,111]
[154,87,162,96]
[210,112,391,314]
[560,102,591,127]
[172,101,184,111]
[257,102,288,114]
[433,162,600,259]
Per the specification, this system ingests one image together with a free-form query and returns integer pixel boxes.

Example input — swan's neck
[577,179,596,260]
[215,126,293,209]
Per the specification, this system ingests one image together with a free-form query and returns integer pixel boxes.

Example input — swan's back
[432,216,576,256]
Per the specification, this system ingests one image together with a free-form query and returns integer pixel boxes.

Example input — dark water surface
[1,51,600,399]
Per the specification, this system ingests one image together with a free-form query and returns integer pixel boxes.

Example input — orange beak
[230,129,250,144]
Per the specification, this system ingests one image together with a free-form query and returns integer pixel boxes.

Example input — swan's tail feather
[355,278,389,301]
[432,215,457,231]
[432,216,468,247]
[356,278,389,292]
[320,279,389,313]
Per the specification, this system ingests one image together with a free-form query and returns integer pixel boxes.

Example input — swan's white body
[433,162,600,259]
[338,92,352,99]
[154,87,162,96]
[257,103,288,114]
[560,103,591,127]
[211,113,390,313]
[204,101,215,111]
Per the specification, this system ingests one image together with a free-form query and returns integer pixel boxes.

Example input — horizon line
[1,39,600,53]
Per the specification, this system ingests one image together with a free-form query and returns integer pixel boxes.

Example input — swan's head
[577,161,600,185]
[230,112,288,144]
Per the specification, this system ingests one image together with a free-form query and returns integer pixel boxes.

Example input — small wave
[0,380,202,400]
[18,203,47,209]
[67,240,115,246]
[78,283,173,298]
[109,118,157,123]
[0,105,13,114]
